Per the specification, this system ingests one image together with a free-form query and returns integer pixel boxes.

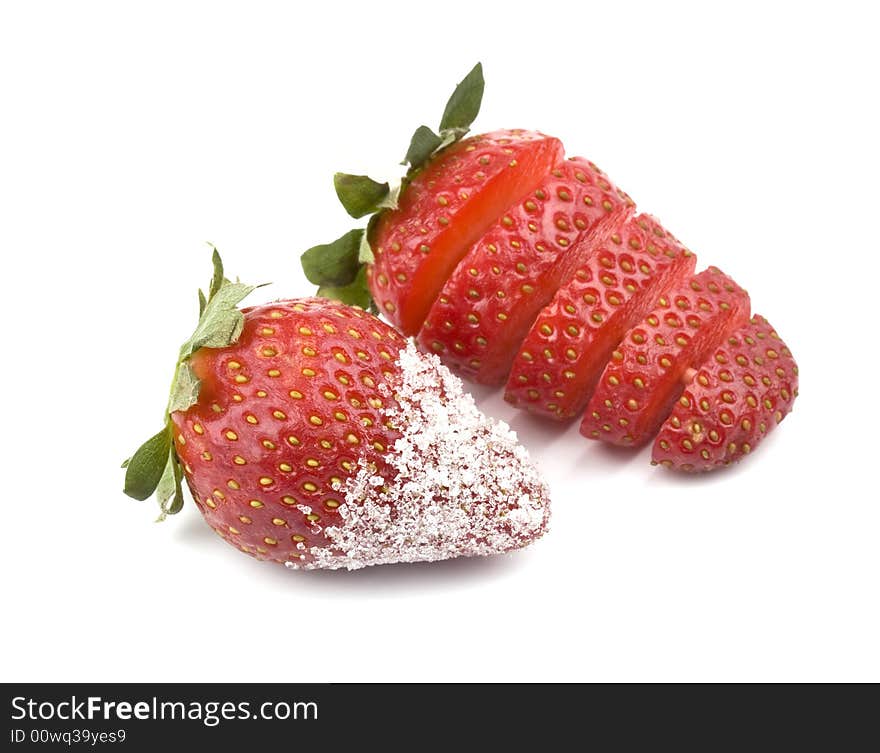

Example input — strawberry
[504,214,696,419]
[417,157,634,385]
[580,266,750,447]
[369,129,563,335]
[301,63,800,472]
[651,315,798,471]
[123,253,550,569]
[301,64,562,336]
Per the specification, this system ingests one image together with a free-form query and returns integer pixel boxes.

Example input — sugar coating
[287,342,551,570]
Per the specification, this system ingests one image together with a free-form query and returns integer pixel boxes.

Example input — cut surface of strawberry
[505,214,696,419]
[651,314,798,471]
[417,157,634,385]
[580,266,750,447]
[368,129,563,335]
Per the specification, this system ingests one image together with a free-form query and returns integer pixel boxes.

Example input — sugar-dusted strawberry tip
[300,343,550,570]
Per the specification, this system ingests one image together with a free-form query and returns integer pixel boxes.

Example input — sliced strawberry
[580,267,750,447]
[368,129,563,335]
[504,214,696,419]
[417,157,635,385]
[651,315,798,471]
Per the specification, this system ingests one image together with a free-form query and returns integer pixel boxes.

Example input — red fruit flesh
[580,267,751,447]
[505,214,696,419]
[417,157,634,385]
[368,129,563,335]
[651,315,798,471]
[172,299,404,565]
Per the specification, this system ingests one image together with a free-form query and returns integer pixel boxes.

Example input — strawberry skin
[170,297,550,569]
[417,157,634,385]
[651,315,798,471]
[580,267,750,447]
[505,214,696,419]
[368,129,563,335]
[172,299,402,564]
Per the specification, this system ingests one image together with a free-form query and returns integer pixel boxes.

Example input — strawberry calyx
[122,249,262,519]
[299,62,485,310]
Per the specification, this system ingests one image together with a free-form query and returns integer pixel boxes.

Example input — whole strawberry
[123,252,550,569]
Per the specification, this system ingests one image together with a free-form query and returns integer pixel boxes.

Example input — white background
[2,1,878,682]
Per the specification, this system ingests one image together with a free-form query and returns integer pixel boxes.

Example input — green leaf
[436,129,460,152]
[403,125,443,169]
[318,266,372,310]
[123,427,172,501]
[377,182,400,211]
[208,246,225,300]
[333,173,390,219]
[168,361,201,414]
[156,451,185,521]
[301,228,364,287]
[358,231,374,265]
[155,447,177,510]
[197,288,207,317]
[438,62,484,134]
[166,486,185,517]
[359,214,380,264]
[179,281,257,358]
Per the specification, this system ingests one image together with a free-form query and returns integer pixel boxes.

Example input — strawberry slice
[580,267,750,447]
[651,315,798,471]
[504,214,696,419]
[416,157,634,385]
[368,129,563,335]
